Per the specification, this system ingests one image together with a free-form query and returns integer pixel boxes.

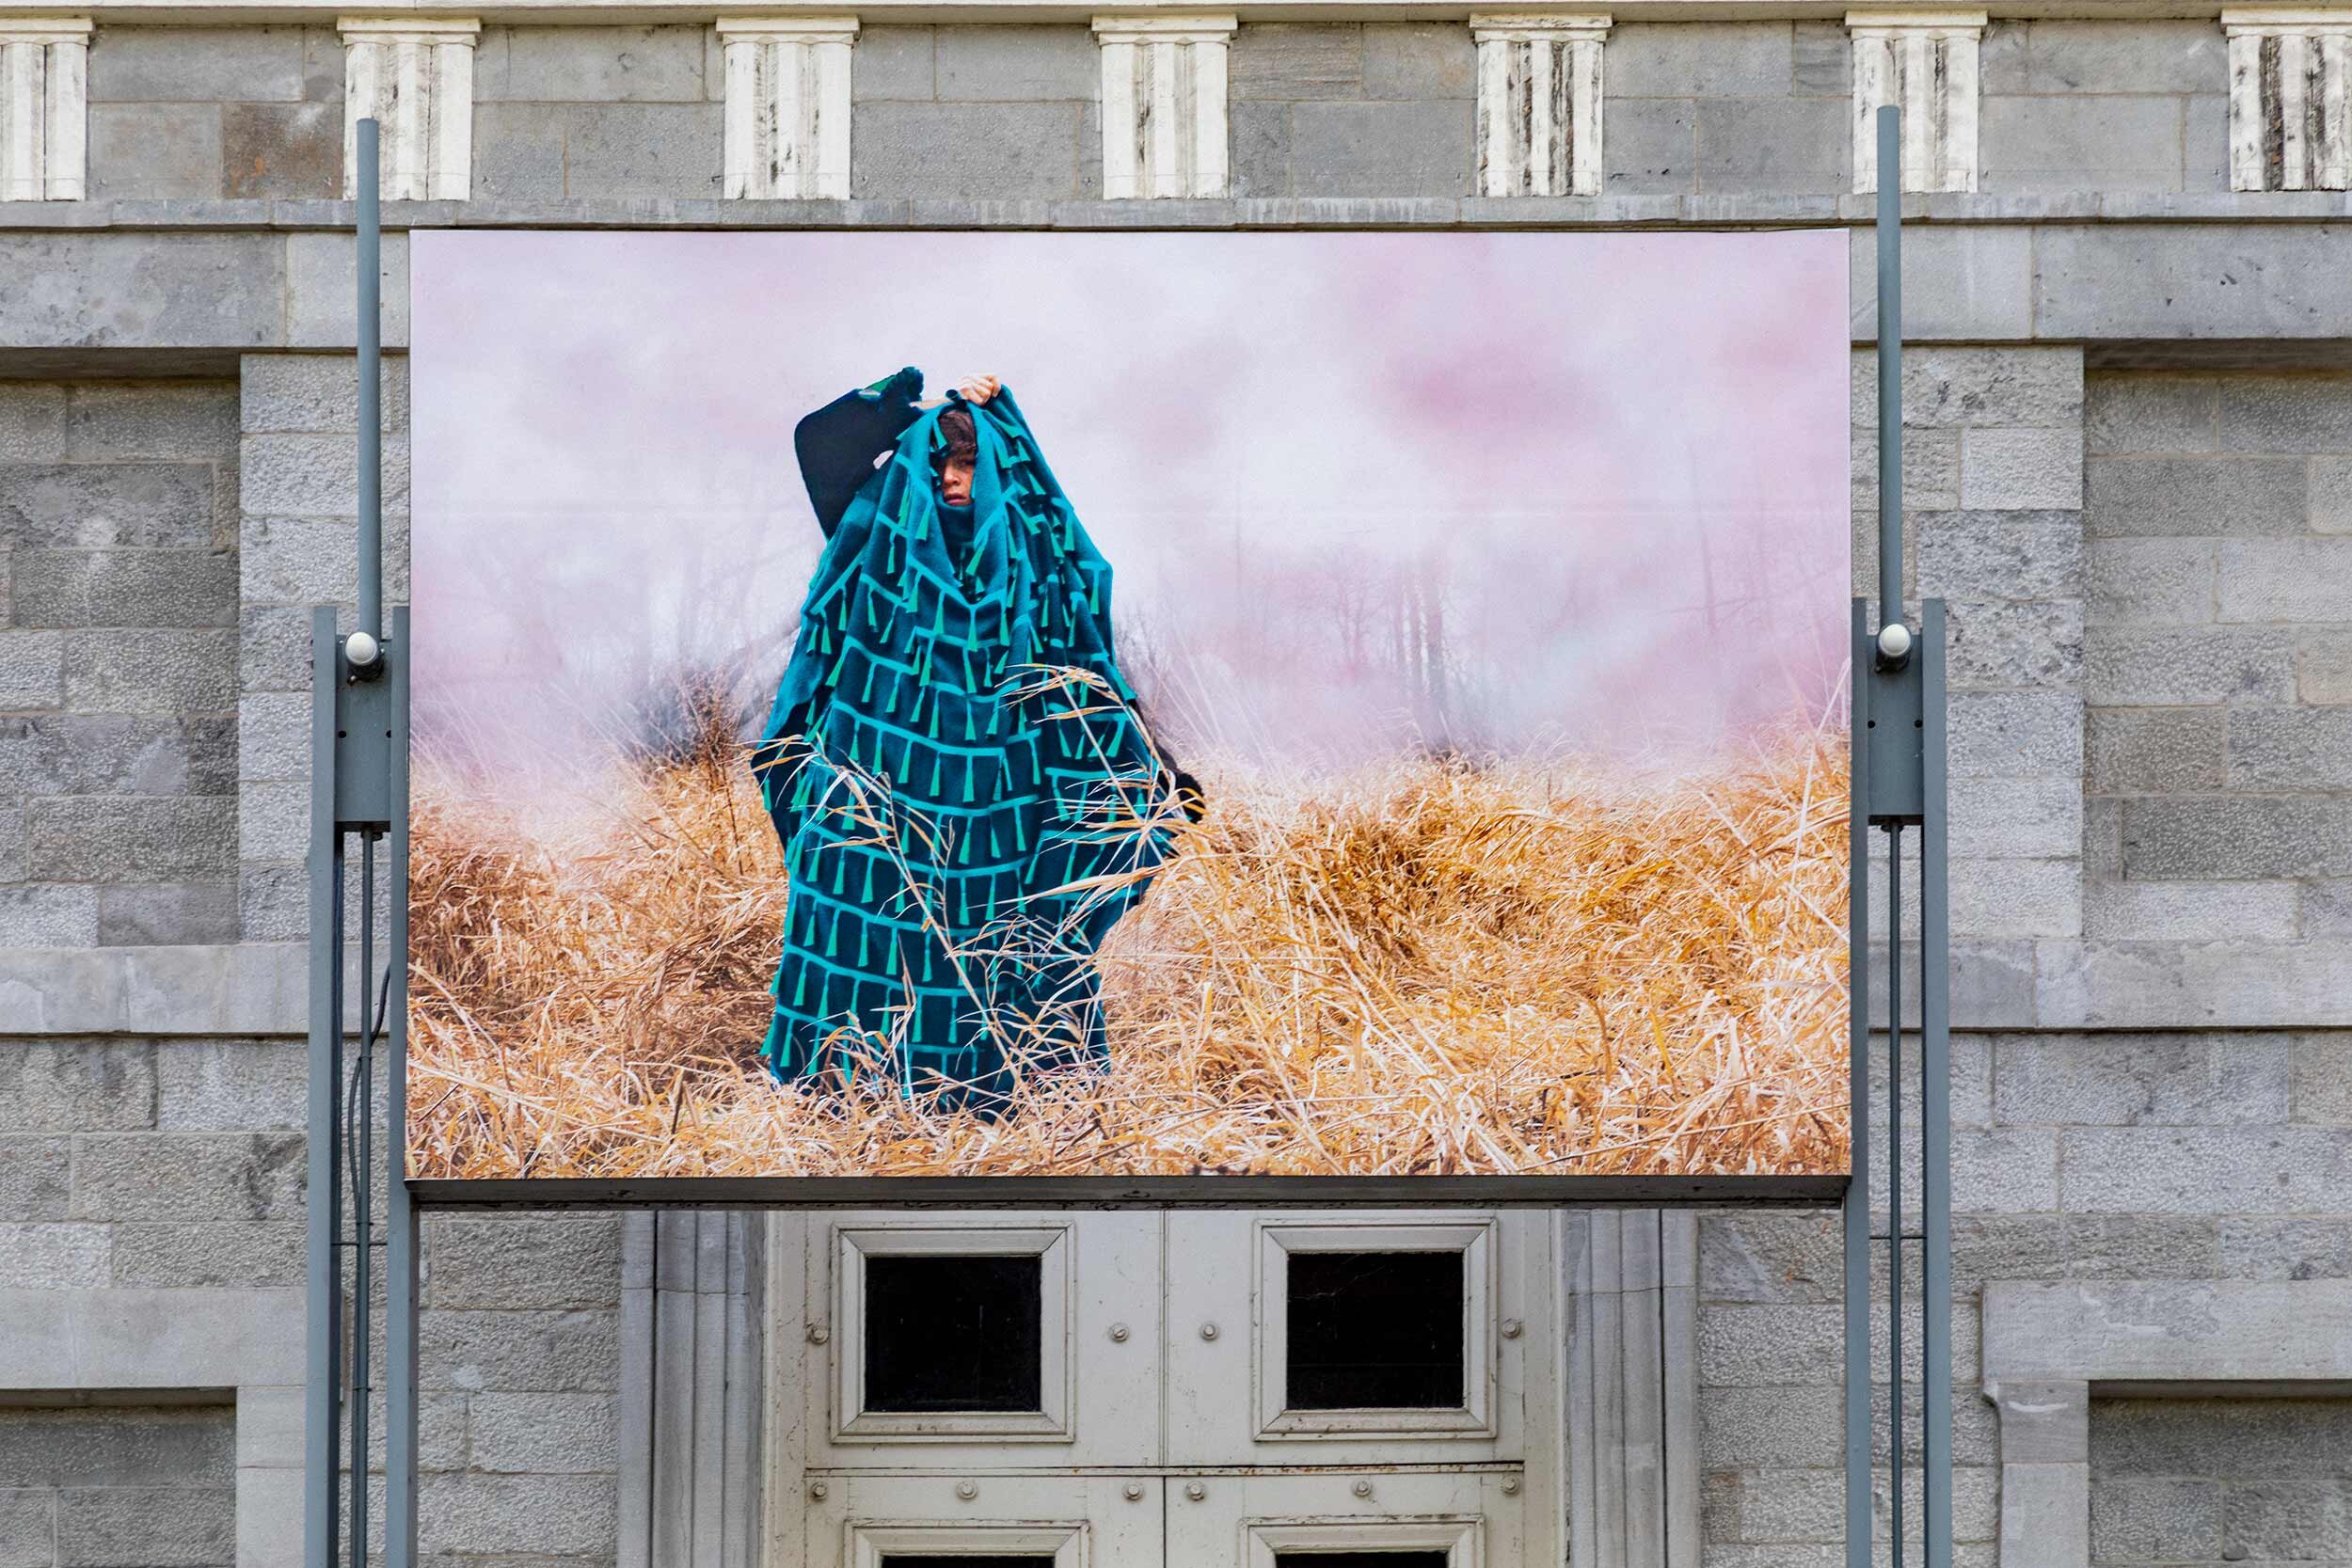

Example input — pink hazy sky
[411,230,1851,771]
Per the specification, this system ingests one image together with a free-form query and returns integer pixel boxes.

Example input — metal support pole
[1920,602,1953,1568]
[358,116,382,642]
[1842,607,1875,1568]
[303,608,345,1568]
[1876,103,1902,629]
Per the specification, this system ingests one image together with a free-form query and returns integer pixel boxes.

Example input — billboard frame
[304,108,1952,1568]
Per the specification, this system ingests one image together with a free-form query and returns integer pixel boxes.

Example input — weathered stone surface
[1980,96,2185,194]
[417,1471,616,1555]
[222,102,341,200]
[1608,22,1794,98]
[853,26,936,102]
[87,104,229,201]
[2085,879,2300,941]
[2090,1475,2222,1563]
[154,1038,304,1132]
[1994,1033,2291,1127]
[2217,376,2352,452]
[1952,856,2081,940]
[1230,102,1291,198]
[566,103,726,198]
[1363,24,1473,100]
[62,628,236,718]
[420,1308,621,1393]
[1289,101,1471,197]
[55,1483,236,1564]
[2087,453,2307,538]
[0,884,98,945]
[0,1221,110,1289]
[0,1039,153,1132]
[468,1392,620,1475]
[67,1132,303,1222]
[2086,539,2215,626]
[2220,1214,2352,1278]
[107,1219,304,1288]
[424,1215,626,1309]
[2229,705,2352,789]
[1947,598,2084,689]
[1602,98,1697,194]
[1950,689,2083,779]
[478,24,709,103]
[239,354,405,436]
[0,1138,70,1222]
[936,24,1096,102]
[0,235,286,353]
[472,102,570,201]
[0,715,237,798]
[283,230,410,350]
[2087,373,2217,454]
[1698,1304,1843,1386]
[1883,348,2085,432]
[2122,796,2352,879]
[1700,1386,1844,1468]
[25,797,234,882]
[1850,227,2037,343]
[0,463,217,551]
[2036,226,2352,341]
[2293,1033,2352,1125]
[1792,21,1849,95]
[853,102,1084,199]
[64,383,236,462]
[87,26,306,103]
[1960,427,2085,510]
[2022,19,2225,93]
[2040,938,2352,1028]
[0,387,68,462]
[1696,98,1845,195]
[2087,705,2225,794]
[2061,1130,2352,1212]
[9,548,237,629]
[0,633,62,711]
[2085,627,2295,706]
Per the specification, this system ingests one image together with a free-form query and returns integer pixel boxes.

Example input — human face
[939,456,975,507]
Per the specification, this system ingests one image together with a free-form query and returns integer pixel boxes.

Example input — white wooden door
[766,1209,1564,1568]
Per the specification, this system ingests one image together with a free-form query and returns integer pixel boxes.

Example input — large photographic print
[408,230,1851,1182]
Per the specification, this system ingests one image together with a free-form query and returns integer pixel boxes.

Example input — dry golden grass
[409,718,1849,1179]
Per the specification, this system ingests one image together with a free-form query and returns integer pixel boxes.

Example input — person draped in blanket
[753,367,1201,1114]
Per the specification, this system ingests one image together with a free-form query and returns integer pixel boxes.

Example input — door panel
[1162,1469,1524,1568]
[808,1475,1164,1568]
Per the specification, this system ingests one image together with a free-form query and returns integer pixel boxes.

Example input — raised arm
[793,366,925,540]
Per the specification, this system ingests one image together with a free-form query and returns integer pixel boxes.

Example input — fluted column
[1093,13,1235,199]
[0,18,91,201]
[339,16,481,200]
[1849,8,1985,193]
[2224,7,2352,190]
[719,15,858,200]
[1471,11,1611,198]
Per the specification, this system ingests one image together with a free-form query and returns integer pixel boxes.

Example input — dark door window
[864,1254,1044,1413]
[1285,1249,1465,1409]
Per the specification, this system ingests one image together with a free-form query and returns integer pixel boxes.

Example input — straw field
[408,711,1849,1180]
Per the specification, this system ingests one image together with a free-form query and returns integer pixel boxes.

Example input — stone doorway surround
[1981,1279,2352,1568]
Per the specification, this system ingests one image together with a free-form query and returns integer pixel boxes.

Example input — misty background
[409,230,1851,784]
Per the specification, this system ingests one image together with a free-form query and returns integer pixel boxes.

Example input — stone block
[284,230,409,350]
[852,102,1084,199]
[846,26,934,103]
[2186,92,2231,192]
[1955,1127,2063,1212]
[2061,1127,2352,1211]
[1698,1386,1843,1468]
[68,1132,303,1222]
[2226,1481,2352,1558]
[2085,796,2122,879]
[1607,22,1793,98]
[64,383,236,462]
[0,1405,234,1491]
[223,102,342,199]
[1851,227,2037,345]
[2085,626,2294,705]
[1601,97,1696,193]
[1952,856,2081,940]
[55,1485,235,1566]
[2087,373,2217,454]
[2087,705,2224,794]
[2217,376,2352,452]
[1232,24,1363,101]
[0,800,20,883]
[87,103,228,201]
[2305,879,2352,936]
[2041,936,2352,1028]
[0,1222,109,1290]
[108,1220,305,1288]
[479,24,708,103]
[1994,1032,2290,1127]
[238,690,309,785]
[562,102,724,198]
[423,1215,625,1309]
[0,386,67,461]
[936,24,1098,102]
[2219,1214,2352,1277]
[0,462,217,549]
[1949,689,2082,779]
[238,864,306,942]
[1852,427,1961,512]
[1959,427,2084,511]
[1697,1303,1842,1386]
[0,632,62,710]
[2313,455,2352,532]
[8,548,237,629]
[1695,97,1846,195]
[1979,95,2185,193]
[418,1308,620,1393]
[1698,1211,1842,1305]
[62,628,236,718]
[0,1040,153,1133]
[2024,19,2226,93]
[417,1472,616,1556]
[1364,23,1473,99]
[2085,453,2305,538]
[0,233,287,355]
[2095,1396,2352,1478]
[2219,538,2352,624]
[2085,879,2300,941]
[2122,795,2352,879]
[241,429,408,516]
[1950,776,2081,860]
[2035,226,2352,342]
[467,1391,620,1474]
[239,354,405,436]
[87,25,306,103]
[2086,539,2214,627]
[1916,512,2084,602]
[1230,102,1291,197]
[2041,1213,2221,1278]
[0,1138,71,1223]
[155,1039,305,1131]
[1889,348,2085,431]
[241,516,358,605]
[26,797,234,882]
[471,101,570,200]
[238,779,310,866]
[0,715,237,798]
[1289,100,1471,197]
[2296,1034,2352,1124]
[0,886,99,946]
[1792,21,1848,94]
[2229,705,2352,789]
[1979,20,2028,92]
[2090,1476,2221,1562]
[1947,598,2084,689]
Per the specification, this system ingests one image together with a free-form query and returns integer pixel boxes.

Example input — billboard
[407,230,1851,1186]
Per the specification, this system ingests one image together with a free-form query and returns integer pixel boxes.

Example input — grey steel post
[304,607,345,1568]
[1843,604,1874,1568]
[1876,103,1901,624]
[358,116,382,641]
[1920,600,1952,1568]
[386,605,421,1568]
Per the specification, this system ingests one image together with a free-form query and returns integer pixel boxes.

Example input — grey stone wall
[1605,22,1850,196]
[87,26,342,202]
[1,382,241,951]
[1229,24,1474,198]
[852,25,1102,200]
[0,1403,237,1566]
[2090,1397,2352,1566]
[474,25,724,201]
[1979,22,2229,196]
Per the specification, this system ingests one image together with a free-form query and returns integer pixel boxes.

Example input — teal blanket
[753,385,1175,1109]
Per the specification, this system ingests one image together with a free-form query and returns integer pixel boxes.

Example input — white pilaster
[2224,7,2352,190]
[1848,8,1985,193]
[1470,11,1610,198]
[339,16,480,200]
[718,15,858,200]
[0,18,90,201]
[1093,14,1235,199]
